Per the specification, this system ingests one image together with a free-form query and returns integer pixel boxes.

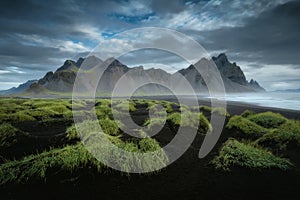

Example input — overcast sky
[0,0,299,91]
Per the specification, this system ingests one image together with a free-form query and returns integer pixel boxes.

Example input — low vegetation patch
[167,111,211,134]
[212,107,230,117]
[0,143,103,185]
[0,123,28,149]
[113,100,137,112]
[0,112,35,123]
[241,110,256,118]
[256,120,300,150]
[226,115,268,138]
[199,105,212,113]
[0,134,168,185]
[247,111,287,129]
[211,138,293,171]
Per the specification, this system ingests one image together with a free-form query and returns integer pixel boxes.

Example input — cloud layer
[0,0,299,90]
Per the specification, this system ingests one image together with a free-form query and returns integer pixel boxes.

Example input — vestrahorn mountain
[1,53,265,96]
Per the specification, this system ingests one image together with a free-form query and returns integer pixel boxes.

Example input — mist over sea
[208,92,300,111]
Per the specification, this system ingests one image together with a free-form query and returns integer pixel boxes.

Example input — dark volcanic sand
[1,99,300,200]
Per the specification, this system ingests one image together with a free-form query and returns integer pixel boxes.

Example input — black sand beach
[1,98,299,200]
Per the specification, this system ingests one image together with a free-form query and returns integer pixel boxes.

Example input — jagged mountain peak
[56,59,78,72]
[104,57,126,66]
[82,55,103,63]
[212,53,247,85]
[79,56,103,70]
[56,56,104,72]
[22,53,265,95]
[76,57,85,66]
[212,53,228,63]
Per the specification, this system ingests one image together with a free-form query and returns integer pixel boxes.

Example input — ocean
[208,92,300,111]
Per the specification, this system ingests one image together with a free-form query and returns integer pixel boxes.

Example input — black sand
[1,99,300,200]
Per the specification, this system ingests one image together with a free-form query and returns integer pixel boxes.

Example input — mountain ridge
[0,80,37,95]
[1,53,265,96]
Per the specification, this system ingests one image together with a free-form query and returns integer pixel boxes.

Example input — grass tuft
[256,120,300,150]
[226,115,268,138]
[0,143,103,185]
[211,138,293,171]
[247,111,287,129]
[0,123,28,149]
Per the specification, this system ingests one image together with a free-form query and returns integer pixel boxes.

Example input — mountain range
[0,80,37,95]
[0,53,265,96]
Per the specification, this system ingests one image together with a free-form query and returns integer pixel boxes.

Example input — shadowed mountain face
[213,53,247,85]
[24,53,264,96]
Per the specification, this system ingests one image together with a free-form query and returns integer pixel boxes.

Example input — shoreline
[140,95,300,119]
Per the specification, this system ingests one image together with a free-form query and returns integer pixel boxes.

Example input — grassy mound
[212,107,230,117]
[0,123,28,149]
[0,133,168,185]
[0,98,73,122]
[65,124,78,141]
[167,111,211,134]
[95,104,113,119]
[0,112,35,123]
[211,139,292,171]
[0,119,168,185]
[199,105,212,113]
[113,100,136,112]
[256,120,300,150]
[247,112,287,129]
[226,115,268,138]
[241,110,256,118]
[0,143,102,185]
[66,118,120,142]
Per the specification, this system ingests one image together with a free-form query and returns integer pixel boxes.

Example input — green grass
[247,111,287,129]
[212,107,230,117]
[95,104,113,119]
[0,99,74,122]
[256,120,300,150]
[161,101,175,113]
[95,99,111,107]
[139,137,161,152]
[144,108,211,134]
[66,118,120,141]
[167,111,211,134]
[241,110,256,118]
[113,100,136,112]
[0,112,36,123]
[0,143,103,185]
[0,134,168,185]
[211,138,293,171]
[199,105,212,113]
[70,100,87,110]
[226,115,269,138]
[0,123,28,149]
[65,124,78,141]
[190,105,229,117]
[143,116,166,131]
[99,118,120,136]
[144,100,160,111]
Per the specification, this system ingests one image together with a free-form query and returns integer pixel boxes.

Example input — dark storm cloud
[0,0,299,90]
[0,39,58,58]
[0,0,80,37]
[197,1,300,65]
[150,0,184,14]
